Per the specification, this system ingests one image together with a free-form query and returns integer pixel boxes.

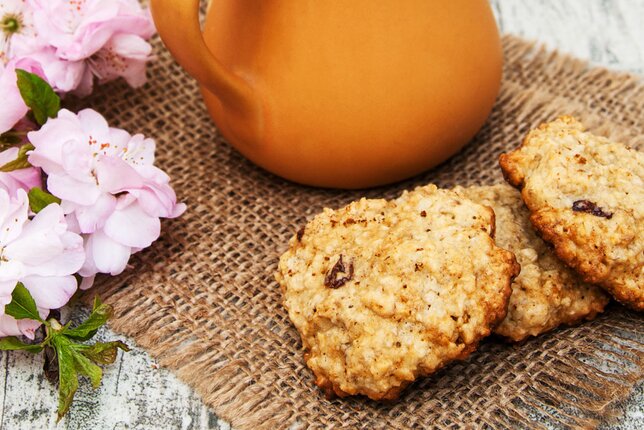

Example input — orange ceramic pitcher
[150,0,502,188]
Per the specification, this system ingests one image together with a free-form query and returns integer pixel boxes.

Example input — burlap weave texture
[73,35,644,429]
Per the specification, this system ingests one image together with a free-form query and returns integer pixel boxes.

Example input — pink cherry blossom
[0,188,85,338]
[86,32,152,91]
[28,108,185,286]
[12,0,155,95]
[0,56,44,133]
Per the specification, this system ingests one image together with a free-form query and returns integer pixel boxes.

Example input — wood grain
[1,1,642,428]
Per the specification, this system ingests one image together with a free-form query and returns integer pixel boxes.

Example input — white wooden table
[1,1,642,429]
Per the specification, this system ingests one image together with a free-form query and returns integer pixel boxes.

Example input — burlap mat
[71,35,644,429]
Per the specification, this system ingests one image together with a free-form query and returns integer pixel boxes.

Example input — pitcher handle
[149,0,256,117]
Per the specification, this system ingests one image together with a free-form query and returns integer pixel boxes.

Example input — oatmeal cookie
[455,184,610,342]
[276,185,519,400]
[500,116,643,310]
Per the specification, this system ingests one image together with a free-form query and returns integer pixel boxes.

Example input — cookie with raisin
[276,185,519,400]
[500,116,643,311]
[455,184,609,341]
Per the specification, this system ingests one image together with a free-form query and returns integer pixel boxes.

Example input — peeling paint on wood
[0,304,230,430]
[1,1,642,428]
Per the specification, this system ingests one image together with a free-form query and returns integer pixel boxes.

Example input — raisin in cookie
[500,116,643,311]
[455,184,610,341]
[276,185,519,400]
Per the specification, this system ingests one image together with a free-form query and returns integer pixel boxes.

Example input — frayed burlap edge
[77,35,643,430]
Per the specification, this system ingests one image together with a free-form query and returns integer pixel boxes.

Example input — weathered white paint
[1,1,642,429]
[492,0,644,73]
[0,306,231,430]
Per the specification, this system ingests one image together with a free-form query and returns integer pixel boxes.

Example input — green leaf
[14,298,130,422]
[4,282,43,322]
[28,187,61,213]
[76,341,129,365]
[0,336,43,353]
[71,349,102,389]
[15,69,60,126]
[0,143,34,172]
[52,335,78,422]
[62,297,113,341]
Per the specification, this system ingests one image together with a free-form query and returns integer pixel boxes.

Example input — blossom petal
[4,203,65,266]
[96,156,143,193]
[90,230,131,275]
[0,188,28,244]
[17,316,45,340]
[21,275,77,310]
[74,192,117,233]
[0,259,23,284]
[79,235,98,277]
[77,108,112,142]
[80,275,95,290]
[26,230,85,277]
[128,165,185,218]
[0,312,46,340]
[47,172,101,205]
[73,65,96,97]
[0,314,24,338]
[61,139,94,180]
[4,203,85,276]
[28,109,84,174]
[103,201,160,248]
[92,34,151,87]
[0,165,42,196]
[0,281,17,307]
[124,135,155,166]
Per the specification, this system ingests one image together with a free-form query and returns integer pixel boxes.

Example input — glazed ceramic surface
[151,0,502,188]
